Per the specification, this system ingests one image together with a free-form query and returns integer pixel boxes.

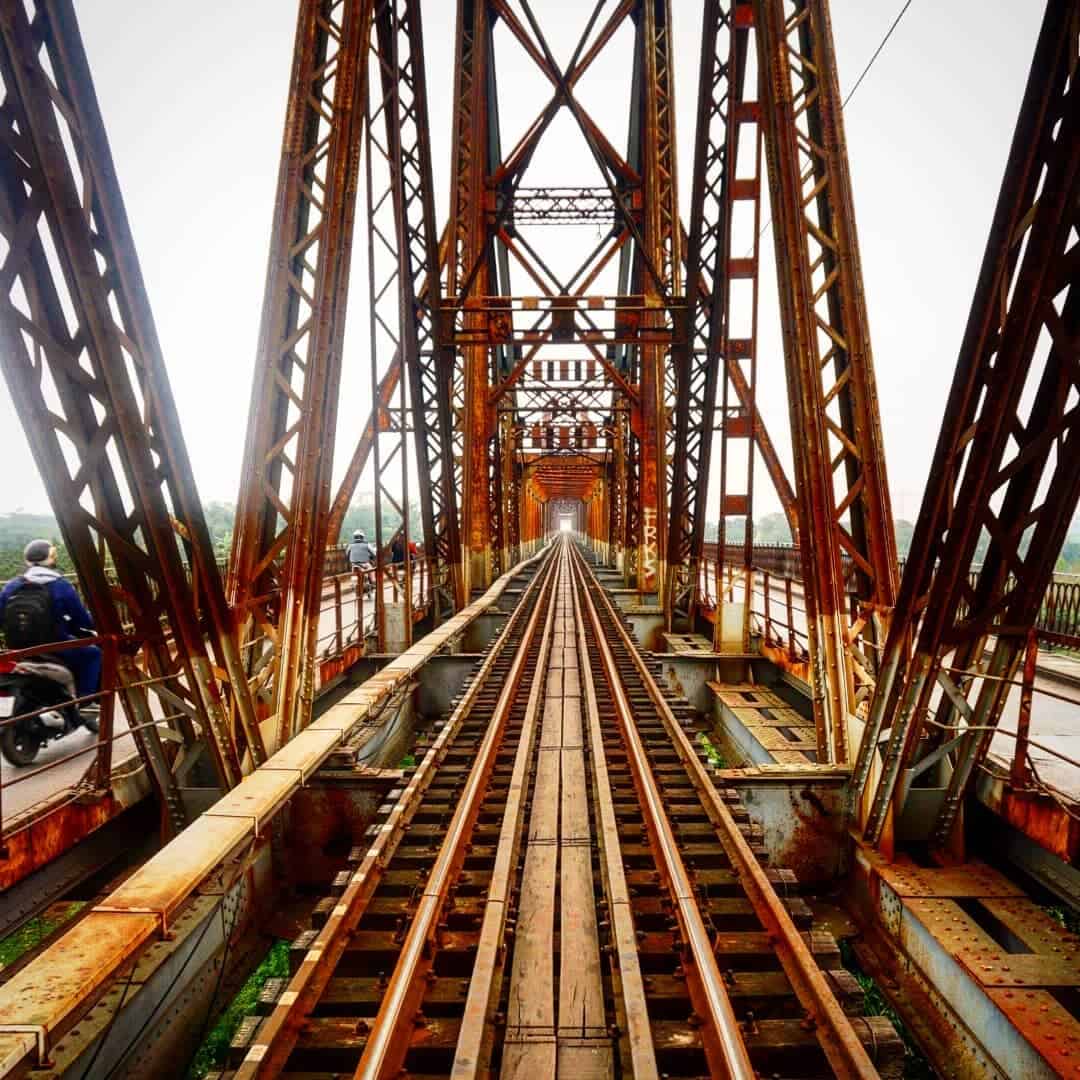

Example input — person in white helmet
[346,531,375,595]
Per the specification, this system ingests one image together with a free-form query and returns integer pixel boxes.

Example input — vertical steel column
[609,413,627,571]
[714,6,764,653]
[230,0,371,747]
[371,1,462,622]
[754,0,898,761]
[634,0,680,597]
[364,0,461,640]
[449,0,494,597]
[856,0,1079,851]
[498,415,519,569]
[0,0,260,823]
[668,0,734,626]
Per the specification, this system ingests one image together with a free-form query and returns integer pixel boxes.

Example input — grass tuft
[0,901,87,970]
[1046,905,1080,935]
[186,939,289,1079]
[697,732,726,769]
[838,940,936,1079]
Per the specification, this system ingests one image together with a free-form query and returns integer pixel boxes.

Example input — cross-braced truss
[3,0,1073,864]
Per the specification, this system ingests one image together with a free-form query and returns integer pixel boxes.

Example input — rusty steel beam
[679,217,799,540]
[0,0,261,824]
[373,1,461,619]
[855,0,1080,853]
[325,227,450,544]
[230,0,372,748]
[632,0,680,596]
[713,1,763,653]
[449,0,495,597]
[755,0,898,762]
[668,1,769,629]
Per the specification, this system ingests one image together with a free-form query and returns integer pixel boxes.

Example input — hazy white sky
[0,1,1044,524]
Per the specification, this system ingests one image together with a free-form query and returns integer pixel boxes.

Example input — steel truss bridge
[0,1,1077,1078]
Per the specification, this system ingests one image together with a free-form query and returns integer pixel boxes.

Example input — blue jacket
[0,566,95,642]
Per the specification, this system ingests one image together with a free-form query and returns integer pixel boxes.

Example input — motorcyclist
[346,530,375,595]
[0,539,100,700]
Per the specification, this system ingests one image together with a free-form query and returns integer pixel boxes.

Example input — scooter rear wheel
[1,723,42,766]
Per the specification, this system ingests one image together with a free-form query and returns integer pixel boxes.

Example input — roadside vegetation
[186,938,290,1080]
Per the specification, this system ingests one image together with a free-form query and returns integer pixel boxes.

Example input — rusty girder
[449,0,496,596]
[668,1,773,629]
[634,0,681,596]
[230,0,372,747]
[855,0,1080,853]
[325,226,450,543]
[755,0,898,761]
[0,0,260,825]
[368,0,461,626]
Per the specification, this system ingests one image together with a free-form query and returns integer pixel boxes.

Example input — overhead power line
[750,0,916,252]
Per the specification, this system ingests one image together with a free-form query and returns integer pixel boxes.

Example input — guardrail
[703,543,1080,646]
[696,552,1079,808]
[0,555,438,843]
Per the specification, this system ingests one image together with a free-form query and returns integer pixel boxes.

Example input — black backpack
[3,579,54,649]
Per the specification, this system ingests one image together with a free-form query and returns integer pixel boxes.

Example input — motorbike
[0,660,99,767]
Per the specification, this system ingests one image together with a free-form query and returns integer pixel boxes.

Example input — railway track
[220,538,902,1079]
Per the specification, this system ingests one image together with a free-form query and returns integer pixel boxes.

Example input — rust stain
[782,785,841,885]
[759,639,810,683]
[997,789,1078,864]
[0,792,123,893]
[318,642,367,686]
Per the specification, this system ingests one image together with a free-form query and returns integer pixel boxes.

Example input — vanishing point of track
[223,538,896,1079]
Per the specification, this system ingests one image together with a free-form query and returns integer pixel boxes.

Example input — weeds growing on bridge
[0,900,86,970]
[697,731,726,769]
[186,938,289,1079]
[838,940,935,1079]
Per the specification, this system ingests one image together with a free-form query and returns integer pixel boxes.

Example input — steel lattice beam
[369,0,462,622]
[635,0,680,597]
[668,1,783,628]
[449,0,496,596]
[755,0,898,761]
[230,0,372,747]
[855,0,1080,852]
[0,0,261,827]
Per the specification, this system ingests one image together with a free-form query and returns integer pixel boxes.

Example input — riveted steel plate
[959,952,1080,988]
[980,897,1080,955]
[877,861,1024,898]
[985,988,1080,1076]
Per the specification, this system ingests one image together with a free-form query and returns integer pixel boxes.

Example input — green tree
[756,512,793,545]
[894,519,915,558]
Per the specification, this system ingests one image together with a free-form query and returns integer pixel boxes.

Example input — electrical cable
[86,899,220,1080]
[841,0,914,109]
[750,0,916,251]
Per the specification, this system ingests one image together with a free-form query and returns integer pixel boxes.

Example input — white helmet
[354,531,365,541]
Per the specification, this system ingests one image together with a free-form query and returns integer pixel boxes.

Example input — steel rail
[569,548,755,1080]
[231,547,557,1079]
[350,552,560,1078]
[569,541,881,1078]
[449,544,560,1078]
[567,544,659,1079]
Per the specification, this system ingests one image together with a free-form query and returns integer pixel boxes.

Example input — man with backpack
[0,539,101,699]
[345,530,375,596]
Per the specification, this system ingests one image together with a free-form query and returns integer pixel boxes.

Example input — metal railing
[703,543,1080,646]
[696,552,1080,806]
[0,555,438,840]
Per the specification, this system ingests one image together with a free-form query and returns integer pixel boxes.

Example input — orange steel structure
[0,0,1076,880]
[0,3,1078,1078]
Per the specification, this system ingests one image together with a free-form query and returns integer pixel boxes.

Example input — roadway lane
[736,574,1080,799]
[0,712,136,820]
[1,569,419,823]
